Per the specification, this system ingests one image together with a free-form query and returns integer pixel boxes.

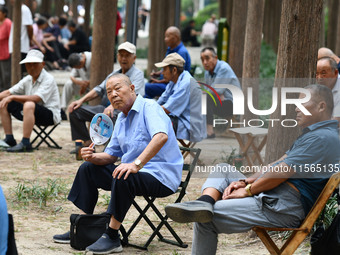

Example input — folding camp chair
[119,147,201,250]
[30,123,62,149]
[252,172,340,255]
[177,139,196,159]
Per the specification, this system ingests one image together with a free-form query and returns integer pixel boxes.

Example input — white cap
[19,50,44,64]
[118,42,136,54]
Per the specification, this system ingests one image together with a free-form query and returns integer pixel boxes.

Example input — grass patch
[11,178,68,208]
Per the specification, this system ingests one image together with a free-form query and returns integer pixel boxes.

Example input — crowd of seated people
[4,11,340,254]
[28,13,90,71]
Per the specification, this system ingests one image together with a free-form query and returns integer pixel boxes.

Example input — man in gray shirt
[68,42,144,149]
[0,49,61,152]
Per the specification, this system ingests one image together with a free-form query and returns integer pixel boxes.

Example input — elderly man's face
[25,62,44,80]
[162,65,177,83]
[164,30,178,49]
[106,77,135,115]
[200,50,218,73]
[118,50,136,73]
[316,60,338,90]
[295,90,322,129]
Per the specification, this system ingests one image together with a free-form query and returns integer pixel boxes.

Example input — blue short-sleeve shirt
[283,120,340,214]
[157,71,206,142]
[104,95,183,192]
[204,60,241,101]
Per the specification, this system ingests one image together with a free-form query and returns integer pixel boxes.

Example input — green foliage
[181,3,218,30]
[136,48,148,59]
[99,193,111,206]
[219,148,237,165]
[259,43,277,79]
[313,195,338,231]
[11,178,68,208]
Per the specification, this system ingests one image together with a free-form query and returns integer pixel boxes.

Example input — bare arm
[26,25,33,40]
[68,89,99,113]
[0,93,41,109]
[0,90,11,101]
[113,132,168,180]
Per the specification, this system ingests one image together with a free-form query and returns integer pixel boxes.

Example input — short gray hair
[106,73,132,87]
[68,53,82,68]
[318,57,338,72]
[305,84,334,116]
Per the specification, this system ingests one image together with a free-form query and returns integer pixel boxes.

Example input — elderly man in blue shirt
[165,84,340,255]
[53,73,183,253]
[156,53,206,143]
[200,47,241,138]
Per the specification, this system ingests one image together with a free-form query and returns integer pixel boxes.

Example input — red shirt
[0,18,11,60]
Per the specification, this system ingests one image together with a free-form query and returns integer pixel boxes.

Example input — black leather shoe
[207,133,216,139]
[6,142,33,152]
[2,139,17,147]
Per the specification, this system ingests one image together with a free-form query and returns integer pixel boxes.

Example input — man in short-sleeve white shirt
[0,50,61,152]
[8,3,33,54]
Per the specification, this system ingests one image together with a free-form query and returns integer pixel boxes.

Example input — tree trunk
[265,0,323,164]
[89,0,117,106]
[219,0,227,18]
[55,0,65,16]
[6,0,12,20]
[83,0,92,37]
[228,0,247,78]
[226,0,233,26]
[147,0,176,75]
[326,0,338,50]
[242,0,265,120]
[11,0,22,86]
[71,0,78,22]
[263,0,282,53]
[219,0,232,24]
[319,0,325,47]
[40,0,50,15]
[335,2,340,55]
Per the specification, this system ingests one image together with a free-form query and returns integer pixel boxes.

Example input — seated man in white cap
[156,53,206,143]
[67,42,144,150]
[0,49,61,152]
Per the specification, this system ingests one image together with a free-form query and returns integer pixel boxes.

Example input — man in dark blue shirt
[165,84,340,255]
[144,26,191,99]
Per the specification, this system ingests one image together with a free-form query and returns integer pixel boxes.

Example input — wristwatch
[134,158,144,169]
[245,184,253,197]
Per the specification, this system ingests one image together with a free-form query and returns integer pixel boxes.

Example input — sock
[197,195,216,205]
[105,227,119,240]
[21,137,30,146]
[5,134,15,142]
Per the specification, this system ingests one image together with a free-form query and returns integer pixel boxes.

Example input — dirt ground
[0,119,311,255]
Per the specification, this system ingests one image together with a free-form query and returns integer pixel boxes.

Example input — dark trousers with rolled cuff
[68,161,173,223]
[206,96,233,125]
